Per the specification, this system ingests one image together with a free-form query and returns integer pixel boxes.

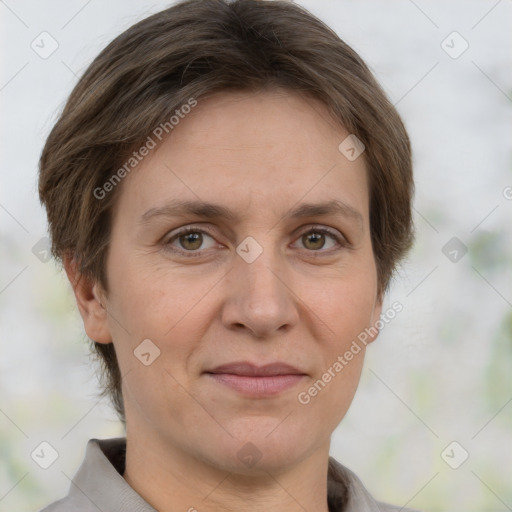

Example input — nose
[221,245,299,339]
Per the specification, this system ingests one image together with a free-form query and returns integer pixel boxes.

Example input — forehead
[114,90,369,224]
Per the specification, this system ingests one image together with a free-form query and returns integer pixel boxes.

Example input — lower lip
[207,373,306,396]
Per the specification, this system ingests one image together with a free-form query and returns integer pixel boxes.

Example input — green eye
[295,228,343,252]
[302,232,327,250]
[178,232,204,250]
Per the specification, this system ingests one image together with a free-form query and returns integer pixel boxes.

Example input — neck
[123,430,331,512]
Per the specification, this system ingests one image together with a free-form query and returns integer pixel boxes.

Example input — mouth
[204,361,307,397]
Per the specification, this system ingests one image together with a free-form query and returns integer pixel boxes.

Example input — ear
[63,253,112,344]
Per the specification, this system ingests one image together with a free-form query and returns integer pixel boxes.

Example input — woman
[38,0,416,510]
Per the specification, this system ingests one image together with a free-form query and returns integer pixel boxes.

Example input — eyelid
[164,224,216,239]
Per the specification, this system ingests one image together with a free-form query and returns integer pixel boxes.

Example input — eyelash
[162,225,348,256]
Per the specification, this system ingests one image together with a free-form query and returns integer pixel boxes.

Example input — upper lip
[206,362,306,377]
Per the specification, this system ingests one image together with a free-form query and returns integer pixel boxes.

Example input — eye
[164,227,218,253]
[292,227,345,252]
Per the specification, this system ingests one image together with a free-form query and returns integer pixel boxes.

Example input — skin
[66,89,383,512]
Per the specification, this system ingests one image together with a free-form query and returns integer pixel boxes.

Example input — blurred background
[1,1,511,510]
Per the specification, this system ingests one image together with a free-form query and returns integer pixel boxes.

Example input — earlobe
[63,254,112,345]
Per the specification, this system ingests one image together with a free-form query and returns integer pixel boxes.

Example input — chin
[199,415,318,475]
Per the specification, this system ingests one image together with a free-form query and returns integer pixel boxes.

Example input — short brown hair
[39,0,414,422]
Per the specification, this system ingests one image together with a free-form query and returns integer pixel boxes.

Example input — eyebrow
[139,199,363,227]
[281,200,363,226]
[140,200,237,224]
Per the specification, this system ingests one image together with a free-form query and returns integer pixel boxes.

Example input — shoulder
[37,438,130,512]
[38,494,95,512]
[328,456,422,512]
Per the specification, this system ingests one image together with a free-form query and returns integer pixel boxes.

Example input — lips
[207,361,306,377]
[205,361,307,396]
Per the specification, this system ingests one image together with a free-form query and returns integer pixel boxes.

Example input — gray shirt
[39,438,419,512]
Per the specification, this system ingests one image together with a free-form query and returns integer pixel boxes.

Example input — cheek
[104,260,222,406]
[294,263,377,419]
[106,255,214,339]
[108,268,213,426]
[296,276,374,433]
[299,266,378,346]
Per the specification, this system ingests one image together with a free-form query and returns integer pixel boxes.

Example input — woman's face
[91,90,382,473]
